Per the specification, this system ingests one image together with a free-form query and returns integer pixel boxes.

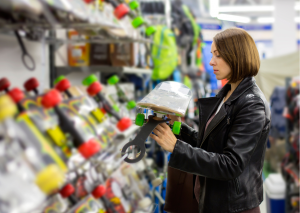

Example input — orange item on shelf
[221,79,228,87]
[67,30,90,67]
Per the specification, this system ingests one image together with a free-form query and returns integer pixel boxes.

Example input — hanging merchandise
[67,30,90,67]
[151,26,178,81]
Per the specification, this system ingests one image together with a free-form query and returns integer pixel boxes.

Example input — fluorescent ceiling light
[210,0,219,17]
[218,2,300,13]
[217,14,251,23]
[257,17,274,23]
[219,5,273,12]
[257,17,300,23]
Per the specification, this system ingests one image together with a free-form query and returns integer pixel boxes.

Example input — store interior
[0,0,299,212]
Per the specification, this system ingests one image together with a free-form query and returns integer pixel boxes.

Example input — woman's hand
[149,123,177,153]
[166,114,181,125]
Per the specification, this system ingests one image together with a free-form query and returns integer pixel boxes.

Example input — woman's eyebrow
[210,50,218,53]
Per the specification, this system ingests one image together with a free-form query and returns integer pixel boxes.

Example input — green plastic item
[132,16,145,28]
[135,113,145,126]
[183,76,192,89]
[151,26,178,80]
[146,26,156,36]
[112,105,120,113]
[107,75,119,85]
[129,0,139,10]
[182,5,200,46]
[54,75,65,85]
[82,74,98,86]
[126,100,136,110]
[172,121,181,135]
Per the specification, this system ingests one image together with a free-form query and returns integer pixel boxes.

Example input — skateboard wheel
[117,117,132,131]
[35,164,64,195]
[146,26,156,36]
[55,78,71,93]
[0,78,10,92]
[138,197,152,208]
[41,89,62,108]
[87,82,102,96]
[172,121,181,135]
[129,0,139,10]
[54,75,65,86]
[24,77,39,92]
[78,138,101,159]
[114,4,129,19]
[132,16,145,28]
[107,75,119,85]
[151,178,162,187]
[60,184,75,198]
[112,104,120,113]
[126,100,136,110]
[0,95,17,122]
[82,74,98,86]
[92,185,106,198]
[7,88,24,103]
[135,113,144,126]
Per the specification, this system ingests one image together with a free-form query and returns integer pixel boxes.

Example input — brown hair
[213,27,260,84]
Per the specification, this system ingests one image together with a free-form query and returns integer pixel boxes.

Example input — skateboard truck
[121,115,170,163]
[41,89,101,159]
[83,76,132,132]
[107,75,136,110]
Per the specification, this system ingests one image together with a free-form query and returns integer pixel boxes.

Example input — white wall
[0,34,49,93]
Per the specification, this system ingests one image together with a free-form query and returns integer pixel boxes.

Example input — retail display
[0,0,206,212]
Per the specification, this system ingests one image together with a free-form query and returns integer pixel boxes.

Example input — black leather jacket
[168,77,271,213]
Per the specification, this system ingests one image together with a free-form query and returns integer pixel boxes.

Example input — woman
[149,27,270,213]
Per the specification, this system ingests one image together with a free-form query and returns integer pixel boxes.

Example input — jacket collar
[216,77,256,105]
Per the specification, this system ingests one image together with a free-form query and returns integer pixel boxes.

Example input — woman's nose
[209,58,216,66]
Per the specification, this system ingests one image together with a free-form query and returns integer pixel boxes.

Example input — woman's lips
[213,70,219,74]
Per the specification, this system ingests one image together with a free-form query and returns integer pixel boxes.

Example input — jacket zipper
[199,115,226,148]
[234,178,240,195]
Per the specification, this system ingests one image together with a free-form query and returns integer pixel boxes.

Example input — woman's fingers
[153,129,162,137]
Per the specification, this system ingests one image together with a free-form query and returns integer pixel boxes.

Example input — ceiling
[182,0,298,21]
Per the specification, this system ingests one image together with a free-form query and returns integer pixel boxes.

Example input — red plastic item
[24,78,39,92]
[55,78,71,93]
[100,108,107,114]
[117,117,132,132]
[78,138,101,159]
[60,184,75,198]
[87,82,102,96]
[41,89,62,108]
[92,185,106,199]
[0,78,10,91]
[114,4,129,19]
[8,88,24,103]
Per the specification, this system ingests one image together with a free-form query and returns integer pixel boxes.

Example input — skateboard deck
[121,82,192,164]
[137,81,192,117]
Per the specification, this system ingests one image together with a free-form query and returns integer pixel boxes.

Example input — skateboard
[0,94,67,198]
[121,81,192,163]
[82,75,132,132]
[54,76,119,149]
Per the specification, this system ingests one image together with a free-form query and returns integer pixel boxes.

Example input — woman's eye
[216,55,220,57]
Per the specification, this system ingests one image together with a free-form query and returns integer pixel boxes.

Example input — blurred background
[0,0,299,213]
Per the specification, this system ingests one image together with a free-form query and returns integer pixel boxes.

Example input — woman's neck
[229,79,243,93]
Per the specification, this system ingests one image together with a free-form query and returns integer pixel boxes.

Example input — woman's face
[209,42,231,80]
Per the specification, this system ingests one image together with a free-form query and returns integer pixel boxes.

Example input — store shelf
[55,65,152,76]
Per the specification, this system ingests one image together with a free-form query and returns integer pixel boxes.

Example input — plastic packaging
[137,81,192,116]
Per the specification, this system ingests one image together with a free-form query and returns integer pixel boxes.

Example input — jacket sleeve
[168,96,266,181]
[175,122,198,147]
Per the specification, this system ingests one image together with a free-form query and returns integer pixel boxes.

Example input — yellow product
[68,30,90,66]
[0,95,17,122]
